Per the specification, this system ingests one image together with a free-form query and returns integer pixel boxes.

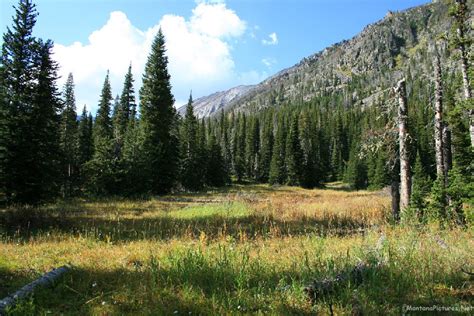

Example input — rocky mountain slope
[184,0,470,117]
[178,85,254,118]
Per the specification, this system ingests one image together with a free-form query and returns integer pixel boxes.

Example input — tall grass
[1,184,472,315]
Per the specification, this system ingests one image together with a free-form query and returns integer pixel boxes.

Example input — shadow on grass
[0,206,374,242]
[7,255,471,315]
[18,265,314,315]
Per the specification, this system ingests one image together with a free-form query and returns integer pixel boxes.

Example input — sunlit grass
[0,184,472,315]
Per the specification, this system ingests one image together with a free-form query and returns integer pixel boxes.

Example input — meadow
[0,184,472,315]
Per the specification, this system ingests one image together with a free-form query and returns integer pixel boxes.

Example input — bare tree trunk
[394,79,411,213]
[458,33,472,100]
[434,53,445,179]
[454,2,473,146]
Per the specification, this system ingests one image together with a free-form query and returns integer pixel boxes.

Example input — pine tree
[85,72,115,195]
[95,71,113,141]
[180,94,202,191]
[371,151,390,189]
[78,106,93,167]
[1,0,61,203]
[30,39,62,201]
[219,110,232,180]
[269,116,286,185]
[206,133,228,187]
[446,165,470,224]
[407,152,431,222]
[258,115,274,182]
[427,176,447,222]
[245,117,260,180]
[60,73,79,197]
[115,64,135,144]
[344,143,367,190]
[299,111,320,188]
[233,113,246,182]
[139,29,179,193]
[285,115,303,185]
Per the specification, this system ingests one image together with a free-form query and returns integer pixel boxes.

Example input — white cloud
[262,32,278,45]
[261,57,276,68]
[53,2,247,113]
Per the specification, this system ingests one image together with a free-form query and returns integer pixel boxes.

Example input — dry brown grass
[1,184,472,315]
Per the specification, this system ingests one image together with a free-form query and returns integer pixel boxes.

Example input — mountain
[186,0,467,117]
[178,85,254,118]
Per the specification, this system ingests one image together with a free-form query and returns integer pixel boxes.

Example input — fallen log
[0,265,70,314]
[303,262,380,304]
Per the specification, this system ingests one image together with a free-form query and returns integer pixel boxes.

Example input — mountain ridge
[180,0,468,118]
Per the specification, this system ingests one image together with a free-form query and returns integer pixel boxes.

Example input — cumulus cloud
[262,32,278,45]
[53,2,247,113]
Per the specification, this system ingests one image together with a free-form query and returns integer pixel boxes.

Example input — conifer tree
[1,0,61,203]
[269,116,286,185]
[180,94,202,190]
[206,133,228,187]
[30,39,62,201]
[258,115,274,182]
[113,65,135,156]
[139,29,179,193]
[85,72,115,195]
[78,106,93,167]
[60,73,79,197]
[344,143,367,190]
[285,115,303,185]
[233,113,246,182]
[407,152,432,221]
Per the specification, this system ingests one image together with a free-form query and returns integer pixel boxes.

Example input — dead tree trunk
[434,53,445,179]
[457,32,472,100]
[453,0,473,146]
[0,266,70,313]
[394,79,411,213]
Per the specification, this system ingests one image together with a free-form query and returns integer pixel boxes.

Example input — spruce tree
[60,73,79,197]
[78,106,93,167]
[269,116,286,185]
[407,152,431,222]
[1,0,61,203]
[180,94,202,191]
[30,39,62,201]
[139,29,179,193]
[258,115,274,182]
[85,72,115,195]
[344,143,367,190]
[114,64,135,144]
[285,115,303,185]
[206,133,228,187]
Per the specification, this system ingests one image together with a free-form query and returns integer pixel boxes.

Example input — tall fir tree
[285,115,303,185]
[78,106,93,167]
[180,94,203,190]
[139,29,179,193]
[30,39,62,201]
[269,116,286,185]
[1,0,61,203]
[114,64,135,145]
[60,73,79,197]
[206,133,229,187]
[85,71,115,195]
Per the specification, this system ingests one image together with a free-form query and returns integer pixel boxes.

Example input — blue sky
[1,0,430,113]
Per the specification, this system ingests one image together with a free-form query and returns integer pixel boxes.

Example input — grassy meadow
[0,184,473,315]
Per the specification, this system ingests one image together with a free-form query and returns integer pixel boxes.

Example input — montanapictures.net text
[402,304,473,313]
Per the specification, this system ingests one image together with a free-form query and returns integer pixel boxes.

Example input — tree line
[1,0,472,227]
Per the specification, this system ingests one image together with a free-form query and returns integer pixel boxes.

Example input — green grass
[1,184,473,315]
